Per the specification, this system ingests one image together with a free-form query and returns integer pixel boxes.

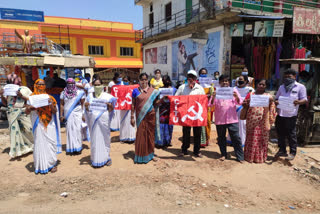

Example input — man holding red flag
[175,70,205,158]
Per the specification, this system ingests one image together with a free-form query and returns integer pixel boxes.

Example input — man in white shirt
[175,70,205,158]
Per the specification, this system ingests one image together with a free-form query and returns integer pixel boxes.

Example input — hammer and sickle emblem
[181,101,204,122]
[120,92,132,106]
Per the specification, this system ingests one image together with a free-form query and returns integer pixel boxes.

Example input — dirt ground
[0,126,319,214]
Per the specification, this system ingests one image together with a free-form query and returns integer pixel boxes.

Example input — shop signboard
[254,21,274,37]
[244,24,253,36]
[230,23,244,37]
[273,20,285,37]
[293,7,320,34]
[0,8,44,22]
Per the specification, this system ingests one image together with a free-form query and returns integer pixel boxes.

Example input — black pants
[275,116,297,156]
[216,123,244,161]
[182,126,201,155]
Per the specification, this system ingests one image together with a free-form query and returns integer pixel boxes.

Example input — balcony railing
[135,1,230,42]
[135,0,320,42]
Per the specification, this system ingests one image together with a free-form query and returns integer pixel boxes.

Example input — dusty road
[0,127,319,214]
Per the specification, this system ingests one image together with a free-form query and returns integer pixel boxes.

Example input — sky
[0,0,143,29]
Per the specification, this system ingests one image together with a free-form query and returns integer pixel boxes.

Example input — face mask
[242,72,248,76]
[215,75,219,79]
[238,80,245,85]
[199,74,207,77]
[117,78,122,82]
[85,77,90,83]
[283,78,295,86]
[94,85,104,97]
[123,81,129,85]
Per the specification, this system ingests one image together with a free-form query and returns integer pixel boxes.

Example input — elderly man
[275,69,307,161]
[175,70,205,158]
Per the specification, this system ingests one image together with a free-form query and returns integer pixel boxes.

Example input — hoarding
[0,8,44,22]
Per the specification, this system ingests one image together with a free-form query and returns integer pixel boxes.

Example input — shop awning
[238,15,284,19]
[94,57,143,68]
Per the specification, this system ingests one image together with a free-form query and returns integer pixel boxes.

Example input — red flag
[168,95,208,127]
[111,85,139,110]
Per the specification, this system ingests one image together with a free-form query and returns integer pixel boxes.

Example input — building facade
[135,0,319,86]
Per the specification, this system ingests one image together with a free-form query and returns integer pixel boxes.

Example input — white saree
[85,92,116,167]
[119,110,136,142]
[61,90,85,153]
[31,107,61,174]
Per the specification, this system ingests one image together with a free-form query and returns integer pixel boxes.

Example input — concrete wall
[142,25,225,81]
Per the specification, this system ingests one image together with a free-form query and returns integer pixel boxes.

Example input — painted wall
[142,26,225,81]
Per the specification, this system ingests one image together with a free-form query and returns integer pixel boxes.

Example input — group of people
[0,66,307,174]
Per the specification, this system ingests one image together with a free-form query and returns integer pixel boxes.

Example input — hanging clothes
[305,50,312,72]
[275,42,282,79]
[294,47,306,71]
[263,45,272,80]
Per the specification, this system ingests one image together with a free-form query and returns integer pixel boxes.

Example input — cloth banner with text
[168,95,208,127]
[111,85,139,110]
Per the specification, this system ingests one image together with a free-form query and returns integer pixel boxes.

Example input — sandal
[219,156,226,161]
[106,160,112,166]
[152,156,160,162]
[51,166,57,173]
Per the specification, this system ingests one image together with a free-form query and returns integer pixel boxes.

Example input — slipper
[106,160,112,166]
[51,166,57,173]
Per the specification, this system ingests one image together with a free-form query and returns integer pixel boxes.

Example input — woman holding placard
[240,79,277,163]
[156,75,176,148]
[234,75,254,147]
[26,79,62,174]
[60,78,85,155]
[0,84,34,158]
[84,79,116,167]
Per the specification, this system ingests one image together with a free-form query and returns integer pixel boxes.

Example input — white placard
[159,88,175,99]
[89,98,107,111]
[277,96,296,112]
[29,94,50,108]
[250,95,270,107]
[216,87,234,100]
[237,87,250,98]
[81,122,87,128]
[3,84,19,96]
[212,80,220,88]
[199,77,212,88]
[273,20,285,37]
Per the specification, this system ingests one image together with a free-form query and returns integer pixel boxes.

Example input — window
[149,13,154,28]
[150,3,153,12]
[88,45,104,55]
[165,2,172,22]
[120,47,134,56]
[61,44,70,51]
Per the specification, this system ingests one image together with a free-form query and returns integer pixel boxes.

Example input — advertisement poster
[0,8,44,22]
[273,20,285,37]
[293,7,320,34]
[145,48,157,64]
[230,23,244,37]
[172,31,221,80]
[244,23,253,36]
[254,21,274,37]
[157,46,167,64]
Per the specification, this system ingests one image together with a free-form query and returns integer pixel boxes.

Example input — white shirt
[175,83,205,96]
[108,81,123,88]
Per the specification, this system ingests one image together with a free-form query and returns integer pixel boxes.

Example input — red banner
[168,95,208,127]
[111,85,139,110]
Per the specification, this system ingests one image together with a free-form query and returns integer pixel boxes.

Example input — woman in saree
[84,79,116,167]
[131,73,164,164]
[156,75,176,148]
[241,79,277,163]
[60,78,85,155]
[26,79,62,174]
[0,84,33,158]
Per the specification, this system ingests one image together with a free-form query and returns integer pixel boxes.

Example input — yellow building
[0,15,143,80]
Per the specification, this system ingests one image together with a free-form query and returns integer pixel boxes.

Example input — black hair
[92,74,100,82]
[53,73,58,78]
[46,71,50,75]
[113,72,120,82]
[299,70,310,78]
[256,79,268,91]
[214,71,220,76]
[284,69,297,76]
[123,75,131,81]
[93,78,103,85]
[239,75,248,83]
[162,75,172,87]
[198,68,208,75]
[154,69,161,74]
[85,73,91,77]
[219,74,229,82]
[139,73,149,80]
